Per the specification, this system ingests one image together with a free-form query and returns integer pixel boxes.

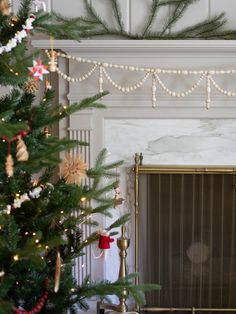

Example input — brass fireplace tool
[97,225,138,314]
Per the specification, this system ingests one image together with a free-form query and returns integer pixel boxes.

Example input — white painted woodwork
[171,0,209,33]
[210,0,236,29]
[51,0,86,17]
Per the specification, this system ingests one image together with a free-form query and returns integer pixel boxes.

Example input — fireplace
[135,162,236,313]
[32,40,236,313]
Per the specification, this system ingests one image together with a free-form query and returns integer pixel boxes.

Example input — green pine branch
[160,0,198,35]
[142,0,160,37]
[74,274,160,308]
[80,0,236,40]
[84,0,110,32]
[111,0,124,33]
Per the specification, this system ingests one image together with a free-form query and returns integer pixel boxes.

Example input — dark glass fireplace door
[138,173,236,313]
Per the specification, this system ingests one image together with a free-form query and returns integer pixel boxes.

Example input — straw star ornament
[60,153,87,185]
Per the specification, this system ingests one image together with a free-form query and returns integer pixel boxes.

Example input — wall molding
[32,39,236,54]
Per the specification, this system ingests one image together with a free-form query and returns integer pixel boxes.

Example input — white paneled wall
[130,0,170,34]
[210,0,236,28]
[9,0,236,30]
[170,1,209,32]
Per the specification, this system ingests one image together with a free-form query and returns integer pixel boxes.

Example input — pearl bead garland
[206,73,211,110]
[154,73,205,98]
[45,50,236,109]
[152,74,157,108]
[99,65,103,93]
[210,76,236,97]
[102,68,150,93]
[56,64,98,83]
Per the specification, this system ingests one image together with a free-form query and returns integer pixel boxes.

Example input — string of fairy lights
[0,182,91,267]
[46,49,236,109]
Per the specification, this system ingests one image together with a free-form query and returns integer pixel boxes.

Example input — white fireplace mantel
[33,39,236,54]
[32,39,236,312]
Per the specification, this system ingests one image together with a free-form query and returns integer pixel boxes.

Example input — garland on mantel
[81,0,236,40]
[46,49,236,109]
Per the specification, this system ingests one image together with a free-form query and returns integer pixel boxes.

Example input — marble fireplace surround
[33,39,236,309]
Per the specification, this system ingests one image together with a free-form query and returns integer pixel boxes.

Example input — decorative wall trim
[32,39,236,53]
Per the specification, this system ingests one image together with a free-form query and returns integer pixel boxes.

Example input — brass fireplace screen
[134,155,236,313]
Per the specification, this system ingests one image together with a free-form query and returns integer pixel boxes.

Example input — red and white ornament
[0,15,36,55]
[92,230,114,259]
[28,59,49,81]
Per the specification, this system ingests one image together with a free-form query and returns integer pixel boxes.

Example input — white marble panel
[105,119,236,165]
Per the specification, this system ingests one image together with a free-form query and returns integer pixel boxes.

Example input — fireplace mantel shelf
[32,39,236,53]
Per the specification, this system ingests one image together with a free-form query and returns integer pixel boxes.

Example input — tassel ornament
[6,154,14,177]
[16,136,29,161]
[0,0,9,15]
[54,250,61,293]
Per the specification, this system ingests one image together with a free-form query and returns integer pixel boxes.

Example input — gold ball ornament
[0,0,9,16]
[60,153,87,185]
[23,78,39,94]
[10,16,19,26]
[5,154,14,177]
[16,136,29,161]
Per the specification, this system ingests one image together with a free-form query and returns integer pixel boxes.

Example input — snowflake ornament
[28,59,49,81]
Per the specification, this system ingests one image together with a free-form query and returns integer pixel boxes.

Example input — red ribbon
[14,279,49,314]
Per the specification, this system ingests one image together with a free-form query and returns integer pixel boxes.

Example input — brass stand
[97,226,138,314]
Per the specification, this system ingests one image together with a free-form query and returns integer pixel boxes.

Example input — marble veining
[105,119,236,165]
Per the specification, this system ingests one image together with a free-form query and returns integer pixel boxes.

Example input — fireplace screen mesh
[138,173,236,312]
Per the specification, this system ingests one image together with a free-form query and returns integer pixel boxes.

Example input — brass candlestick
[116,225,130,312]
[97,225,138,314]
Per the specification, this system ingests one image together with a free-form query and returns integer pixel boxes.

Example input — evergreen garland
[82,0,236,39]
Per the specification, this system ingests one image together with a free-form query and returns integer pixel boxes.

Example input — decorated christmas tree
[0,1,158,313]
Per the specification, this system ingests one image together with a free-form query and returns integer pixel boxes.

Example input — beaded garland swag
[46,49,236,109]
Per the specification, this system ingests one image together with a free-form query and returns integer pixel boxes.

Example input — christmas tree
[0,1,158,313]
